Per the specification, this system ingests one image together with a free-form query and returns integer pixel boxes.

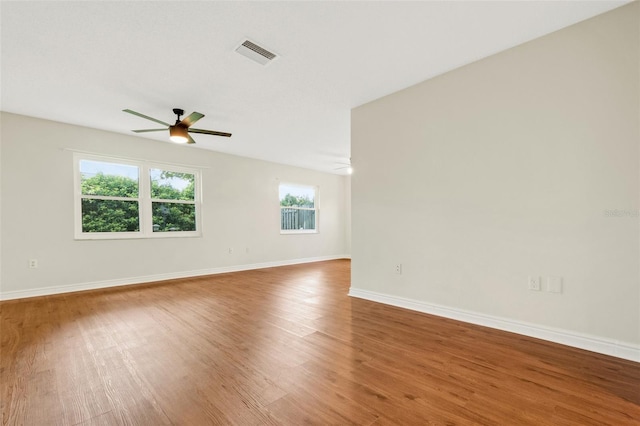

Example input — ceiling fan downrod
[172,108,184,124]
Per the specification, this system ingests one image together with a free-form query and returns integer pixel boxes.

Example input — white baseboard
[0,255,350,301]
[348,287,640,363]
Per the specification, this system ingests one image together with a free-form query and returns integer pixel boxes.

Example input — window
[150,169,197,233]
[74,154,201,239]
[78,159,140,233]
[279,183,318,234]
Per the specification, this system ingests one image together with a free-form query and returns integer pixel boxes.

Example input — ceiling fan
[334,158,353,174]
[123,108,231,144]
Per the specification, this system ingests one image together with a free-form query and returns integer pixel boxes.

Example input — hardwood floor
[1,259,638,425]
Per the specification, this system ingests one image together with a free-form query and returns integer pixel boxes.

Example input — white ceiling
[1,1,627,174]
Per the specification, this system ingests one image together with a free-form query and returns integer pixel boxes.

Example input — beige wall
[0,112,349,298]
[345,176,352,256]
[351,3,639,353]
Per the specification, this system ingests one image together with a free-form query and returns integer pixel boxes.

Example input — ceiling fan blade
[132,128,167,133]
[123,109,170,127]
[187,134,196,144]
[181,112,204,128]
[188,128,232,138]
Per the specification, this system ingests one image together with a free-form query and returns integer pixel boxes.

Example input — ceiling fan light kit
[169,125,189,143]
[123,108,232,145]
[334,158,353,174]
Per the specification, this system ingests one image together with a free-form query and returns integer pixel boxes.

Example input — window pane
[80,160,139,197]
[81,199,140,232]
[152,202,196,232]
[150,169,195,201]
[279,184,315,208]
[281,208,316,230]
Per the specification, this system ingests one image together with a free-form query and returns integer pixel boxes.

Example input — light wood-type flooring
[1,260,639,425]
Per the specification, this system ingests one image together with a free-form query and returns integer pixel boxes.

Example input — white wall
[0,112,349,298]
[351,3,639,359]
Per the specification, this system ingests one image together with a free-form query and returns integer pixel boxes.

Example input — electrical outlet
[29,259,38,269]
[228,248,233,254]
[395,264,402,275]
[528,276,540,291]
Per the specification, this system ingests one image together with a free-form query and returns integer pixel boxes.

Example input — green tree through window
[150,169,196,232]
[75,156,201,239]
[80,161,140,233]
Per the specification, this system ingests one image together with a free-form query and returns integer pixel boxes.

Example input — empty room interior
[1,1,638,425]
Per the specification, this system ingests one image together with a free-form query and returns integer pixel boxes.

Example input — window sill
[280,230,318,235]
[74,231,202,240]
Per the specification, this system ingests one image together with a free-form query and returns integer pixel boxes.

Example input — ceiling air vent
[235,39,277,66]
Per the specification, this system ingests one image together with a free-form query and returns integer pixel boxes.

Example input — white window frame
[279,182,319,235]
[74,153,202,240]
